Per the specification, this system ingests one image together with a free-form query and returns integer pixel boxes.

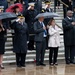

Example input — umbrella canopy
[0,12,17,20]
[6,3,23,12]
[35,12,60,19]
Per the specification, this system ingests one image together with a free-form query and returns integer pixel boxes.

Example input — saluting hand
[27,6,31,10]
[16,18,20,22]
[45,5,48,9]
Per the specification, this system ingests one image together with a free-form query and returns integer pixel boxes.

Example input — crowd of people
[0,0,75,70]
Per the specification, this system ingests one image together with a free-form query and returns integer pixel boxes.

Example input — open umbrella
[0,12,17,20]
[35,12,62,29]
[6,3,23,12]
[35,12,60,19]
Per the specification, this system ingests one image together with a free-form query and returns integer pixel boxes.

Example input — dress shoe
[66,62,70,65]
[17,65,21,67]
[0,65,4,69]
[36,63,40,66]
[54,62,58,65]
[21,64,26,67]
[49,63,54,66]
[70,62,75,64]
[40,63,46,66]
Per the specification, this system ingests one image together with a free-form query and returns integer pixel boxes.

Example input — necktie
[41,22,47,37]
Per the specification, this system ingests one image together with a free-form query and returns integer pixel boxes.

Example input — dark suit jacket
[62,17,75,46]
[34,21,45,42]
[11,21,29,53]
[24,9,38,34]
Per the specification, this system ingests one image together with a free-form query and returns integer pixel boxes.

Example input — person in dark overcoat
[23,3,38,50]
[0,20,7,69]
[34,16,47,66]
[62,10,75,64]
[0,7,9,70]
[62,0,72,18]
[11,15,29,67]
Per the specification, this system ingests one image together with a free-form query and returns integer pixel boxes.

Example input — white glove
[16,18,20,22]
[45,5,48,9]
[27,41,29,44]
[27,6,31,10]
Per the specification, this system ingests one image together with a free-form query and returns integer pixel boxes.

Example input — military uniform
[44,1,53,25]
[24,3,38,50]
[11,15,29,67]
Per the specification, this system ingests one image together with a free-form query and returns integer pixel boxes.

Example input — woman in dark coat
[0,20,7,69]
[11,15,29,67]
[0,8,8,69]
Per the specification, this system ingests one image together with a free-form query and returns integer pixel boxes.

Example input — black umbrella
[0,12,17,20]
[35,12,60,19]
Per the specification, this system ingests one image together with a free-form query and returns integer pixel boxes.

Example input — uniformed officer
[44,1,53,25]
[45,1,53,12]
[23,3,38,50]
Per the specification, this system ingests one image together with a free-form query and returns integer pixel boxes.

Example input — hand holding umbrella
[35,12,63,29]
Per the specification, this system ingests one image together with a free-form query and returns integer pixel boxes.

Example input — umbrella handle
[55,23,63,30]
[0,24,5,31]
